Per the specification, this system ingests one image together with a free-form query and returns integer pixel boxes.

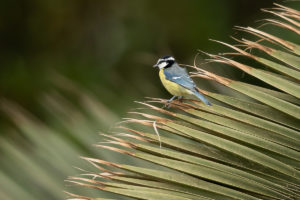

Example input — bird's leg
[162,95,176,109]
[168,95,177,103]
[178,96,183,102]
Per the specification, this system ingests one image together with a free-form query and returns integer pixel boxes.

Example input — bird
[153,56,211,106]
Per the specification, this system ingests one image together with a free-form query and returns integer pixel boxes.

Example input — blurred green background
[0,0,276,117]
[0,0,283,199]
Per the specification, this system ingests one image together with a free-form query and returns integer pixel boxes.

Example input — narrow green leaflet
[249,68,300,98]
[128,152,293,200]
[207,93,300,130]
[255,56,300,81]
[249,84,300,105]
[200,104,300,142]
[132,144,295,197]
[181,107,300,151]
[156,124,300,186]
[229,81,300,118]
[165,121,300,180]
[116,165,260,200]
[103,187,199,200]
[110,176,232,200]
[271,49,300,70]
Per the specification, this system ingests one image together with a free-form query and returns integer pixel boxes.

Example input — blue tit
[153,56,211,106]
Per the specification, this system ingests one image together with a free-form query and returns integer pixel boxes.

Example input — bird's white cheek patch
[158,62,168,69]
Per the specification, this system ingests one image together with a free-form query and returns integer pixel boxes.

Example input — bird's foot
[162,95,177,109]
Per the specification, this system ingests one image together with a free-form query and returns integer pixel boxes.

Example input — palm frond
[69,3,300,200]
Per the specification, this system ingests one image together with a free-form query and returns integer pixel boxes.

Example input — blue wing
[194,90,212,106]
[163,64,196,91]
[164,63,211,106]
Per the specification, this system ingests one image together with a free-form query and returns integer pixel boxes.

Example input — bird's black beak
[153,64,158,68]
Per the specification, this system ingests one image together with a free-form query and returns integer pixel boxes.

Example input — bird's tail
[193,89,211,106]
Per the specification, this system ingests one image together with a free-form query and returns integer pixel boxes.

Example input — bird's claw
[162,95,179,109]
[162,102,171,109]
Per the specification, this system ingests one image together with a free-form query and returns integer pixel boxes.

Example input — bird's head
[153,56,175,69]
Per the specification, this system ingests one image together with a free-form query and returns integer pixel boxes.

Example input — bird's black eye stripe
[164,60,175,68]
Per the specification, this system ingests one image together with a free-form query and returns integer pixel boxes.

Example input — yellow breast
[159,69,192,97]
